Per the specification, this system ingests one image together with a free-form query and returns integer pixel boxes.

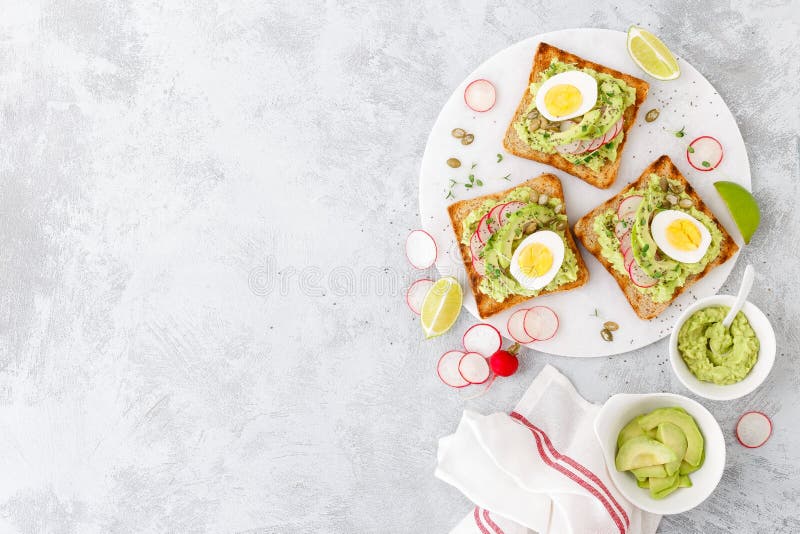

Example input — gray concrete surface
[0,1,798,532]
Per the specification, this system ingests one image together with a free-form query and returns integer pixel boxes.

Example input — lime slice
[420,277,463,339]
[627,26,680,81]
[714,181,760,244]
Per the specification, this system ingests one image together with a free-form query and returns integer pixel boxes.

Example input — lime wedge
[420,277,462,339]
[714,181,760,244]
[627,26,680,81]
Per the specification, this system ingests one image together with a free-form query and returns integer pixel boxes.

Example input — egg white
[535,71,598,122]
[510,231,565,290]
[651,210,711,264]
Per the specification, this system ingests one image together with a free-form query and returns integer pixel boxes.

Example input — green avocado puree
[513,60,637,172]
[677,306,759,384]
[592,174,724,303]
[461,187,578,302]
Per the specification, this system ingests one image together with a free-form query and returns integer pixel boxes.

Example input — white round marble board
[418,28,750,358]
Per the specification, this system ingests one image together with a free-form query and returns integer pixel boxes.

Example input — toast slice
[573,155,739,320]
[447,174,589,319]
[503,42,650,189]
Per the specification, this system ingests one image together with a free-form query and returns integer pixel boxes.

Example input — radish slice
[470,232,486,276]
[523,306,559,341]
[687,136,723,171]
[555,138,586,155]
[458,352,491,384]
[507,308,535,344]
[623,245,635,271]
[736,411,772,448]
[437,350,469,388]
[619,230,632,256]
[406,279,434,314]
[601,118,624,145]
[614,221,629,240]
[499,201,527,225]
[406,230,437,269]
[464,79,496,112]
[617,195,643,221]
[486,204,505,233]
[584,135,605,153]
[462,323,502,356]
[628,260,657,288]
[476,214,493,244]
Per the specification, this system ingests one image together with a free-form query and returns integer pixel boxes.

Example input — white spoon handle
[723,264,754,328]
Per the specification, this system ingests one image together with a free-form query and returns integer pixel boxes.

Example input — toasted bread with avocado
[447,174,589,319]
[573,155,739,320]
[503,42,650,189]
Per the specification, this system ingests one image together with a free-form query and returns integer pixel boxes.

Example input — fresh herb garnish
[641,244,649,253]
[687,146,695,153]
[500,173,511,181]
[476,179,484,186]
[675,126,685,138]
[701,161,710,168]
[496,153,503,163]
[581,124,588,132]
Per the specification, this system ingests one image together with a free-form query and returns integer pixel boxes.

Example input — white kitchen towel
[436,364,661,534]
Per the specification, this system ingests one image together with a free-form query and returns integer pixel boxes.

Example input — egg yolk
[666,219,702,251]
[543,84,583,117]
[518,243,553,277]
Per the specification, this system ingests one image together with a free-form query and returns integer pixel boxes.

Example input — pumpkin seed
[659,177,668,191]
[528,117,542,130]
[538,194,549,205]
[451,128,466,139]
[555,220,567,231]
[601,328,614,342]
[446,158,461,168]
[526,110,540,120]
[461,133,475,145]
[645,109,660,122]
[553,203,564,214]
[679,198,693,209]
[669,182,684,194]
[666,194,678,206]
[603,321,619,332]
[523,221,538,234]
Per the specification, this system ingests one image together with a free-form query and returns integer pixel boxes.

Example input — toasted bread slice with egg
[573,155,739,320]
[447,173,589,319]
[503,42,649,189]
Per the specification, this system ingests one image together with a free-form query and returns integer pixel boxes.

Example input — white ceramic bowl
[594,393,725,515]
[669,295,776,401]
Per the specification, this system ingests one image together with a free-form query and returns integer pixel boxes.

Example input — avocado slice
[616,416,648,449]
[615,436,678,472]
[636,478,650,489]
[630,191,675,278]
[679,447,705,475]
[638,408,704,467]
[678,475,692,488]
[656,422,688,476]
[491,204,559,268]
[649,472,680,499]
[631,464,668,480]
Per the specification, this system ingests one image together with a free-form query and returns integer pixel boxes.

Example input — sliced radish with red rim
[614,221,630,240]
[464,79,496,112]
[499,201,526,225]
[687,136,723,171]
[523,306,559,341]
[619,231,633,257]
[406,230,437,269]
[486,204,505,233]
[405,279,433,315]
[617,195,643,221]
[469,232,486,276]
[458,352,491,384]
[623,246,635,271]
[736,411,772,448]
[437,350,469,388]
[628,259,657,288]
[476,214,493,244]
[507,308,535,344]
[462,323,502,356]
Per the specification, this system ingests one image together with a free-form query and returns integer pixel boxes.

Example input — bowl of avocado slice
[594,393,725,514]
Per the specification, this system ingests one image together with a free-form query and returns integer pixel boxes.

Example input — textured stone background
[0,1,798,533]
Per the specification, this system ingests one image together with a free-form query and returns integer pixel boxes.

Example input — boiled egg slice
[510,231,565,290]
[651,210,711,264]
[535,71,598,122]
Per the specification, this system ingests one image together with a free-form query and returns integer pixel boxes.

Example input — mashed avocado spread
[461,187,578,302]
[677,305,759,384]
[592,174,724,303]
[513,60,637,172]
